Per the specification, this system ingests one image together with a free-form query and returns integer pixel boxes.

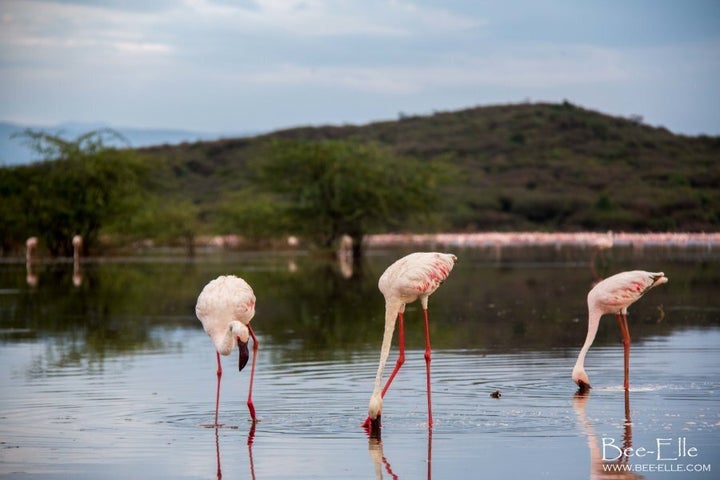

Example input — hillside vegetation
[140,101,720,233]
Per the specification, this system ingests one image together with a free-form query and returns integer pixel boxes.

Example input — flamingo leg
[616,313,631,390]
[247,325,259,422]
[423,307,433,428]
[381,312,406,398]
[215,351,223,426]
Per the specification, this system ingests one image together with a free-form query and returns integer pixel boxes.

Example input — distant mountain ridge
[3,102,719,232]
[0,121,251,166]
[137,101,720,232]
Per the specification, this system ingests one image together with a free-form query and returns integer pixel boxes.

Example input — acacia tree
[251,139,452,258]
[8,129,147,256]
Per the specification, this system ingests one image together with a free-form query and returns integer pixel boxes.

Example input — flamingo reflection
[25,237,38,287]
[72,235,83,287]
[247,423,257,480]
[214,427,222,479]
[213,423,257,480]
[336,234,354,279]
[573,390,639,479]
[367,428,432,480]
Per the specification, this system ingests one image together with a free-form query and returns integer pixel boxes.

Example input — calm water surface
[1,246,719,478]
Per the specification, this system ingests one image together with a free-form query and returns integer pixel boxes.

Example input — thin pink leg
[381,312,405,398]
[215,351,222,426]
[616,313,631,390]
[247,325,259,422]
[623,314,631,390]
[423,308,433,428]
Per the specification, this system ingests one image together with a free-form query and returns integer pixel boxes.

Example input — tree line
[1,129,448,258]
[3,102,718,259]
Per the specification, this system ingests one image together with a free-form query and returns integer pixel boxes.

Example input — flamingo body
[196,275,259,424]
[26,237,38,261]
[365,252,457,433]
[573,270,668,391]
[378,252,455,305]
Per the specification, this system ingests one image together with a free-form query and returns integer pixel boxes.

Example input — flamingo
[363,252,457,433]
[572,270,668,392]
[72,234,82,262]
[196,275,259,425]
[25,237,38,287]
[337,234,354,279]
[72,235,83,287]
[26,237,38,263]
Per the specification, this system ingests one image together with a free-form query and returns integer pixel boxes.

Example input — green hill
[140,101,720,233]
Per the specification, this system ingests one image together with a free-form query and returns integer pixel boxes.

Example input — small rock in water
[490,390,501,398]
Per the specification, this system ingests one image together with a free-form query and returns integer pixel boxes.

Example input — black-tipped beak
[369,416,381,439]
[362,415,382,439]
[238,340,249,371]
[576,380,592,394]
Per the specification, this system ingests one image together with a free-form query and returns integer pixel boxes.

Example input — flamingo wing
[592,270,666,313]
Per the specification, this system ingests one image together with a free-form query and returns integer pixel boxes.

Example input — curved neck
[371,300,402,397]
[574,307,602,371]
[214,321,243,356]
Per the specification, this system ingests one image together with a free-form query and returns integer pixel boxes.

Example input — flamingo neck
[574,307,602,374]
[214,321,245,356]
[370,300,402,398]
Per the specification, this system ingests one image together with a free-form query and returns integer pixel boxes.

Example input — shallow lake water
[1,245,719,478]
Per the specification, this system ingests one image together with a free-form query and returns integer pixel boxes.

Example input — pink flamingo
[25,237,38,287]
[26,237,38,263]
[363,252,457,433]
[196,275,259,425]
[72,235,83,287]
[72,234,82,262]
[572,270,668,391]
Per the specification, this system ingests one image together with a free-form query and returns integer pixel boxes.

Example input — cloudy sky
[1,0,719,136]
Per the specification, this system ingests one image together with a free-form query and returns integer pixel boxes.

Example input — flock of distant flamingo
[192,246,668,435]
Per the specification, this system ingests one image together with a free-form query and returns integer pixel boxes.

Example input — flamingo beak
[576,379,592,394]
[362,415,382,439]
[238,338,249,371]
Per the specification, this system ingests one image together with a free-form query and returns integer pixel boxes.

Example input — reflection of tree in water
[3,249,718,371]
[5,261,202,372]
[257,256,384,362]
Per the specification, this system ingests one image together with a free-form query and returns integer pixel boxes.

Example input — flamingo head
[572,366,591,393]
[362,395,383,436]
[230,321,250,371]
[650,272,668,287]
